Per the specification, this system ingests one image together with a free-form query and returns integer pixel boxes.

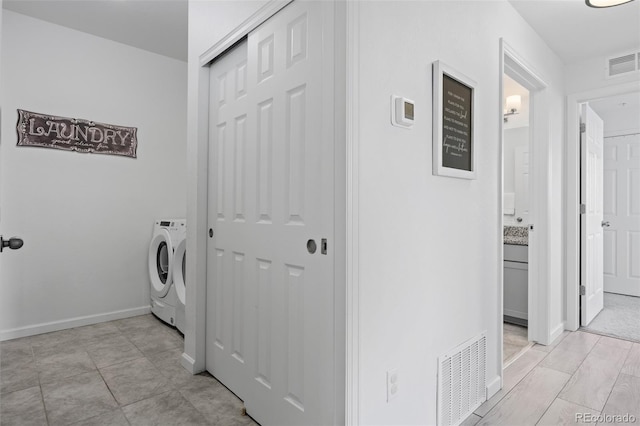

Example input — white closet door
[206,1,336,425]
[603,133,640,297]
[580,104,605,326]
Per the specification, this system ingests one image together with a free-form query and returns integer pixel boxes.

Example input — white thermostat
[391,96,415,129]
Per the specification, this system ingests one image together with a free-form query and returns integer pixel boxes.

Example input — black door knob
[0,236,24,252]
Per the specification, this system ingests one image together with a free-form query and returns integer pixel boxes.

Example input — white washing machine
[173,225,186,334]
[148,219,185,327]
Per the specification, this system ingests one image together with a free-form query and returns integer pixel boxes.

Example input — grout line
[34,338,51,426]
[580,327,640,344]
[596,343,634,416]
[598,370,622,417]
[532,369,575,426]
[553,334,601,396]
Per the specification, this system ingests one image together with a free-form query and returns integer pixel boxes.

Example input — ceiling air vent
[606,52,639,78]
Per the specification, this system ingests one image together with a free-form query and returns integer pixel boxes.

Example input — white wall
[565,54,640,95]
[353,2,565,424]
[0,11,187,339]
[185,1,566,424]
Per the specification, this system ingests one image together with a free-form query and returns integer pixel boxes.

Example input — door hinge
[579,285,586,296]
[580,204,586,214]
[580,123,586,133]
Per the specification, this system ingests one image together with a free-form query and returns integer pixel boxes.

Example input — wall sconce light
[504,95,521,123]
[585,0,634,8]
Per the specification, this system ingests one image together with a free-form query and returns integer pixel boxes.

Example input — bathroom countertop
[504,225,528,246]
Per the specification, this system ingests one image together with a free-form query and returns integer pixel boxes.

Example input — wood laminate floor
[468,330,640,426]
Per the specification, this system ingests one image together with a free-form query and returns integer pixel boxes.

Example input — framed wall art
[432,61,477,179]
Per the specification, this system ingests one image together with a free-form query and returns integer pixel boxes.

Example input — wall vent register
[437,332,487,426]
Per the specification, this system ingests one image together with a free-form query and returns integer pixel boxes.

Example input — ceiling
[509,0,640,64]
[590,91,640,114]
[2,0,638,65]
[2,0,188,61]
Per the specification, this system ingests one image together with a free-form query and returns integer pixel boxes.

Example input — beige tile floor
[0,314,257,426]
[3,319,639,426]
[503,323,530,364]
[467,330,640,426]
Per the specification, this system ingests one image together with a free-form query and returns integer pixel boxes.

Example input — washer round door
[149,229,173,298]
[173,239,186,305]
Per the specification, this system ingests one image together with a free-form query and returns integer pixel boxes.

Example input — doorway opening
[502,74,532,364]
[499,40,550,375]
[578,92,640,343]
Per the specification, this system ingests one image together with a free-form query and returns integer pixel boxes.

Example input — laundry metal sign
[16,109,138,158]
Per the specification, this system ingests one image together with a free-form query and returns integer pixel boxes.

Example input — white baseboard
[181,352,202,374]
[549,322,565,344]
[0,305,151,341]
[486,375,502,400]
[503,309,528,320]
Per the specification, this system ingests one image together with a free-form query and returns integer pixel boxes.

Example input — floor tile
[122,390,210,426]
[559,337,632,411]
[621,343,640,378]
[147,347,208,390]
[0,338,33,370]
[86,334,144,368]
[539,346,589,375]
[99,357,170,405]
[536,398,600,426]
[180,376,255,425]
[531,331,570,353]
[504,342,530,364]
[41,371,118,426]
[127,326,183,356]
[553,331,600,355]
[30,329,82,358]
[36,346,96,384]
[74,322,122,346]
[0,361,39,395]
[0,386,47,426]
[504,323,528,344]
[600,374,640,423]
[475,348,547,417]
[477,366,570,426]
[112,314,163,335]
[69,408,129,426]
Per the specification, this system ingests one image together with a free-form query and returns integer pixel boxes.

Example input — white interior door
[603,133,640,297]
[206,2,336,425]
[580,104,605,326]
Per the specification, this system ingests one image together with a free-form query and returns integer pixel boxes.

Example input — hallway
[466,330,640,425]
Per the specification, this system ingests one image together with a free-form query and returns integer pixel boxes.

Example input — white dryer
[148,219,185,327]
[173,225,186,334]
